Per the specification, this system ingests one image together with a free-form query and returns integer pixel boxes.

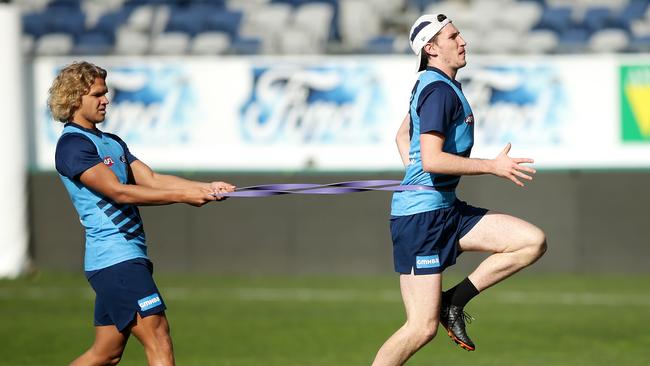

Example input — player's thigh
[399,273,442,323]
[91,325,129,357]
[459,210,545,253]
[130,311,172,347]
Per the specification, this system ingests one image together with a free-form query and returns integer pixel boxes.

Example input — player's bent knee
[531,228,547,258]
[419,325,438,345]
[522,228,547,265]
[538,235,548,257]
[407,321,438,345]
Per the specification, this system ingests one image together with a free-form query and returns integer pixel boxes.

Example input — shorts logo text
[416,255,440,269]
[138,293,162,311]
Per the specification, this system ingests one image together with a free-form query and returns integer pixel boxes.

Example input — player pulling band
[49,61,235,366]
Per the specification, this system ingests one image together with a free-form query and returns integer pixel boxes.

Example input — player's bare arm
[420,132,536,187]
[395,113,411,167]
[129,160,235,199]
[79,162,217,206]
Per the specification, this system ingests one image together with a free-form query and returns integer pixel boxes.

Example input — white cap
[409,14,452,72]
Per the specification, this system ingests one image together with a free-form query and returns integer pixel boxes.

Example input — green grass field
[1,272,649,365]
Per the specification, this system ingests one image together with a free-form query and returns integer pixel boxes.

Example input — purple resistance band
[216,180,437,197]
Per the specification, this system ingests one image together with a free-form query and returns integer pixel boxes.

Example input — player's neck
[70,119,98,131]
[430,63,457,80]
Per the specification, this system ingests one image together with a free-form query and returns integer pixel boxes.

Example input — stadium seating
[114,27,150,54]
[589,28,630,52]
[150,31,190,53]
[34,32,74,55]
[15,0,650,55]
[190,31,230,54]
[73,31,114,54]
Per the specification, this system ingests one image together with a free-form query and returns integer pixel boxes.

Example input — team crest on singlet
[103,157,114,166]
[465,114,474,124]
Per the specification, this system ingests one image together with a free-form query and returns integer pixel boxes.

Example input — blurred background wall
[4,0,650,276]
[30,171,650,274]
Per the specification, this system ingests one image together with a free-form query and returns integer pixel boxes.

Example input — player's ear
[423,42,437,57]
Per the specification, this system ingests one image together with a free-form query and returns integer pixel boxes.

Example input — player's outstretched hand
[210,181,236,201]
[183,186,219,207]
[492,143,536,187]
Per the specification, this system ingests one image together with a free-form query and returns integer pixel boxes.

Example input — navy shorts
[87,258,166,332]
[390,200,488,275]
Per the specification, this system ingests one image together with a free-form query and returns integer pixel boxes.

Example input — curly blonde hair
[48,62,107,123]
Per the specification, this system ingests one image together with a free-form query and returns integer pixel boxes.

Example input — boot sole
[442,325,475,351]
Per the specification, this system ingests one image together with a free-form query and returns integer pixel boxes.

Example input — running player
[372,13,547,366]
